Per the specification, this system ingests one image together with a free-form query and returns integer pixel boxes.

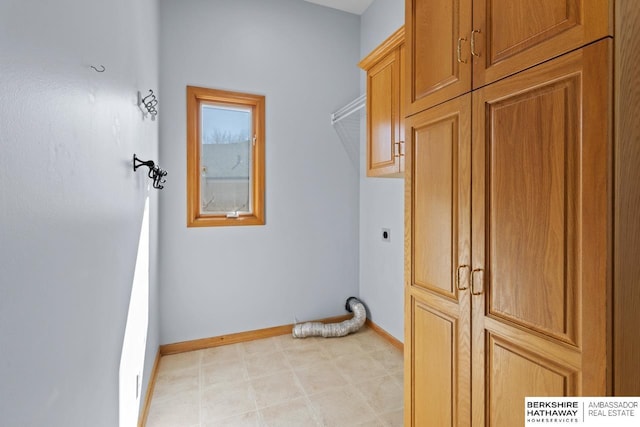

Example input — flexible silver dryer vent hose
[292,297,366,338]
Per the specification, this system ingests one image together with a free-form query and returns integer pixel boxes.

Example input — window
[186,86,265,227]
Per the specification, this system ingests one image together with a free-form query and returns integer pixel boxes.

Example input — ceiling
[303,0,374,15]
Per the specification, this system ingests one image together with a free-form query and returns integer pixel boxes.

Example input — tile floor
[146,326,404,427]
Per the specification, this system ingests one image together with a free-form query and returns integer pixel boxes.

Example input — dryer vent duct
[292,297,366,338]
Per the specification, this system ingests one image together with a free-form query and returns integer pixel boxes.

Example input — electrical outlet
[382,228,391,242]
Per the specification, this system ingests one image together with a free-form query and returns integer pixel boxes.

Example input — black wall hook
[138,90,158,120]
[133,154,167,189]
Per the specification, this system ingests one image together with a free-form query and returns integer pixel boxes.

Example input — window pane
[187,85,264,227]
[200,103,253,215]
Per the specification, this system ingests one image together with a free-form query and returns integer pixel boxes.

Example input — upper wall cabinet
[359,27,405,178]
[405,0,612,116]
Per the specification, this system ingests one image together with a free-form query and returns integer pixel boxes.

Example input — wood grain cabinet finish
[406,26,640,425]
[405,0,612,115]
[405,94,472,427]
[359,27,405,177]
[470,40,610,427]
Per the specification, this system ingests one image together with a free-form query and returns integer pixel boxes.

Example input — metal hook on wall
[133,154,167,189]
[138,90,158,120]
[90,65,106,73]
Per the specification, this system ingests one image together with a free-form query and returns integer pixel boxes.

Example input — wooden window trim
[186,86,265,227]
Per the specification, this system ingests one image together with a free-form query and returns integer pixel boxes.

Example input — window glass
[186,86,265,227]
[200,103,253,215]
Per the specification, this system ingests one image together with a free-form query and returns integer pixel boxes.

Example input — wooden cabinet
[359,27,405,177]
[405,30,640,425]
[404,93,472,426]
[613,0,640,397]
[405,0,612,116]
[469,40,611,426]
[404,3,639,425]
[405,0,472,115]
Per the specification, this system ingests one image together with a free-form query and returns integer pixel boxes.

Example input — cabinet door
[405,94,471,427]
[367,49,402,177]
[471,40,611,427]
[406,0,472,116]
[472,0,612,88]
[398,43,406,174]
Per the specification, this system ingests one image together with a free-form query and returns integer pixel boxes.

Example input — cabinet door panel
[487,334,578,427]
[413,119,455,294]
[398,44,406,173]
[471,40,611,426]
[409,96,471,299]
[412,299,455,426]
[405,94,471,427]
[406,294,471,427]
[487,77,579,345]
[368,51,400,176]
[472,0,612,88]
[490,0,579,62]
[406,0,472,115]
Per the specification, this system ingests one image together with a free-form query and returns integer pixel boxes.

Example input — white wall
[159,0,361,344]
[359,0,405,341]
[0,0,160,425]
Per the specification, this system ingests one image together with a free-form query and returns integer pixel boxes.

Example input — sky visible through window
[201,104,251,145]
